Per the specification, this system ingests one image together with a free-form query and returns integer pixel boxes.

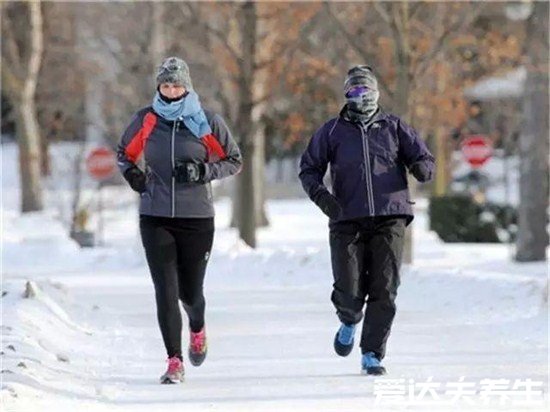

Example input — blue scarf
[152,90,212,138]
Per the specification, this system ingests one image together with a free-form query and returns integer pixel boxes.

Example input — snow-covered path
[2,143,548,411]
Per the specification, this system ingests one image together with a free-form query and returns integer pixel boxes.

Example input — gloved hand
[409,161,432,182]
[174,161,206,183]
[123,165,147,193]
[314,191,342,220]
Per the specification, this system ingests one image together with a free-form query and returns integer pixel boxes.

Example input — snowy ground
[1,142,548,412]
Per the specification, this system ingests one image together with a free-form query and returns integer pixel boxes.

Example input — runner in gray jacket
[117,57,242,384]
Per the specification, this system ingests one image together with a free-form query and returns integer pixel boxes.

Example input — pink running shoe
[159,356,184,384]
[188,328,207,367]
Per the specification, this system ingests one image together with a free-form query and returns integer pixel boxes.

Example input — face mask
[346,86,379,116]
[159,93,184,104]
[157,86,188,103]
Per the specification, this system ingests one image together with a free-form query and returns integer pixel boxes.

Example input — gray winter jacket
[117,106,242,218]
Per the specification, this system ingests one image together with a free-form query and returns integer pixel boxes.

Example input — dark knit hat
[156,57,193,90]
[344,65,378,94]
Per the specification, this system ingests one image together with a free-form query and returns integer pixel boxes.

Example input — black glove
[409,161,432,182]
[123,166,147,193]
[174,161,206,183]
[314,191,342,220]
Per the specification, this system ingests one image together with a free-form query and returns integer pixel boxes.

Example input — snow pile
[464,66,526,100]
[1,279,104,409]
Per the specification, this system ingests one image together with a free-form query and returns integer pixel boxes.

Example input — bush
[429,195,517,243]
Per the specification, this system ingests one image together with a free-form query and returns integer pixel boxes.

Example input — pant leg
[360,217,406,359]
[139,215,183,359]
[170,218,214,333]
[329,220,367,325]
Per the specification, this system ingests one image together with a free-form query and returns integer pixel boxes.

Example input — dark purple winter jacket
[299,107,435,224]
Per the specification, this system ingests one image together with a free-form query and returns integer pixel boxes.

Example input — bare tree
[171,2,321,247]
[322,2,486,263]
[36,3,85,176]
[67,2,165,148]
[1,1,44,212]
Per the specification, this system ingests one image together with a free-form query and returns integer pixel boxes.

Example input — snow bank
[1,279,104,409]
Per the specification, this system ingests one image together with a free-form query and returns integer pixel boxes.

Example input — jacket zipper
[171,120,177,217]
[359,125,375,216]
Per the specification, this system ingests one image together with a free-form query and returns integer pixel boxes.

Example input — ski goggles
[345,85,372,98]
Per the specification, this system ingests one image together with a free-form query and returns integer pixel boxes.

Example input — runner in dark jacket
[299,65,434,375]
[117,57,242,384]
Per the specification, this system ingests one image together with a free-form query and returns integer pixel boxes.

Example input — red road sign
[461,135,493,168]
[86,147,117,181]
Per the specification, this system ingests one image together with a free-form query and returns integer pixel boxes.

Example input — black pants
[329,216,406,360]
[140,215,214,360]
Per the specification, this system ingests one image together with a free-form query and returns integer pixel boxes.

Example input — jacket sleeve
[397,119,435,182]
[117,111,145,176]
[299,122,331,201]
[202,114,242,182]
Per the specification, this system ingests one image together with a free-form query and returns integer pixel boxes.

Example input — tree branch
[180,3,243,66]
[216,88,234,127]
[24,0,44,100]
[1,63,23,102]
[323,2,370,60]
[251,90,273,107]
[1,5,23,77]
[373,2,392,25]
[324,2,394,100]
[409,2,423,21]
[414,3,485,78]
[257,7,286,21]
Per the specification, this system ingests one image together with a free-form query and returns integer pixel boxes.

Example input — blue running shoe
[361,351,386,375]
[333,323,356,357]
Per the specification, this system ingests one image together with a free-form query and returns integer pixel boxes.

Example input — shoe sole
[160,376,184,384]
[333,332,354,357]
[188,348,207,367]
[361,367,386,376]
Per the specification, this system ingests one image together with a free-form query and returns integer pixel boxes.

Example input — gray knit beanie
[344,65,378,94]
[156,57,193,90]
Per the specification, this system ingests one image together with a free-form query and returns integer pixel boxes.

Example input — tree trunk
[391,4,414,264]
[236,138,257,247]
[16,99,44,212]
[253,121,270,227]
[392,3,411,119]
[235,1,258,248]
[2,1,45,212]
[231,2,269,232]
[150,2,165,68]
[230,123,269,229]
[402,181,415,264]
[433,128,447,197]
[40,130,51,176]
[515,2,549,262]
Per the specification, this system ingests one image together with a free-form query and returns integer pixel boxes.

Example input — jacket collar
[328,106,391,137]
